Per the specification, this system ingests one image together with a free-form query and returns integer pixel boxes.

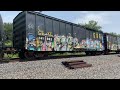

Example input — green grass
[4,53,19,59]
[51,52,85,56]
[2,52,85,59]
[4,40,12,47]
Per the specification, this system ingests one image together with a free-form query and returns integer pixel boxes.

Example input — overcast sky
[0,11,120,34]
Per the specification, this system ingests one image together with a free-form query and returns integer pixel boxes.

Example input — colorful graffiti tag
[107,42,117,50]
[73,38,104,51]
[26,33,36,51]
[25,26,104,51]
[26,33,104,51]
[54,33,73,51]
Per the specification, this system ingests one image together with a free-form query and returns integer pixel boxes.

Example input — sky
[0,11,120,34]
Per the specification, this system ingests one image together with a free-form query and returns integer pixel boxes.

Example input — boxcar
[13,11,105,59]
[103,33,120,54]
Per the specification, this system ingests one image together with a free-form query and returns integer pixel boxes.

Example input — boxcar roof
[14,11,103,33]
[104,32,119,37]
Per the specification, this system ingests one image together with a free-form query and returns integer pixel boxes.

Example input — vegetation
[3,23,13,47]
[109,32,120,37]
[79,20,120,37]
[4,53,19,59]
[79,20,103,32]
[118,34,120,37]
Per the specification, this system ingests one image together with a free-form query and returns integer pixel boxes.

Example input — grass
[51,52,85,56]
[4,53,19,59]
[4,40,12,47]
[2,52,85,59]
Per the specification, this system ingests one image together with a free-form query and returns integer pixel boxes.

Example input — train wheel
[19,51,25,60]
[116,52,119,54]
[91,52,95,56]
[34,52,46,59]
[44,53,48,57]
[0,51,4,60]
[24,51,35,60]
[85,52,89,56]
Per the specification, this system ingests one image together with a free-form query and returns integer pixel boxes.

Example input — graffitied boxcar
[103,33,120,54]
[13,11,105,58]
[0,14,4,49]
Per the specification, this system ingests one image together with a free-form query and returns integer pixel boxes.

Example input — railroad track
[0,52,119,64]
[62,60,92,69]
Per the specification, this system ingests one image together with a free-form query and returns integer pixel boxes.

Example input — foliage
[3,23,13,40]
[4,40,12,46]
[79,20,102,32]
[117,34,120,37]
[3,23,13,46]
[109,32,120,37]
[109,32,117,35]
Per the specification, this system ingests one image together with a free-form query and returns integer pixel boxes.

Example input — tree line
[78,20,120,36]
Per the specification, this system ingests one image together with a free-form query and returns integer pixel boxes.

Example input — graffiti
[107,41,118,50]
[111,44,117,50]
[46,37,54,51]
[25,30,104,51]
[36,37,45,51]
[54,34,60,51]
[26,33,36,51]
[28,23,34,30]
[73,38,104,51]
[73,37,79,48]
[66,33,73,51]
[53,33,74,51]
[108,42,117,50]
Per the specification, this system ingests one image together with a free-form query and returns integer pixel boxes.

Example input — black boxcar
[13,11,105,58]
[103,33,120,54]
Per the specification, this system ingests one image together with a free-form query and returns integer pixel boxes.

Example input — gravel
[0,54,120,79]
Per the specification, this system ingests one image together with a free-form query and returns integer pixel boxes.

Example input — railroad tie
[69,64,92,69]
[62,60,92,69]
[62,60,84,66]
[118,55,120,57]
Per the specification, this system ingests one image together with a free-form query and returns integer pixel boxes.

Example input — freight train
[0,11,120,60]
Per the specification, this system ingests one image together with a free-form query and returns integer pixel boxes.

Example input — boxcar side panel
[36,15,45,34]
[0,14,4,48]
[107,34,118,51]
[53,20,60,36]
[13,12,26,50]
[117,37,120,50]
[45,17,53,34]
[66,24,73,51]
[26,13,36,51]
[73,25,79,49]
[35,15,46,51]
[21,11,105,52]
[73,25,86,50]
[85,29,104,51]
[53,20,60,51]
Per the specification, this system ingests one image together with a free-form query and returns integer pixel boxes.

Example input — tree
[109,32,117,36]
[79,20,102,32]
[4,23,13,40]
[117,34,120,37]
[3,23,13,46]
